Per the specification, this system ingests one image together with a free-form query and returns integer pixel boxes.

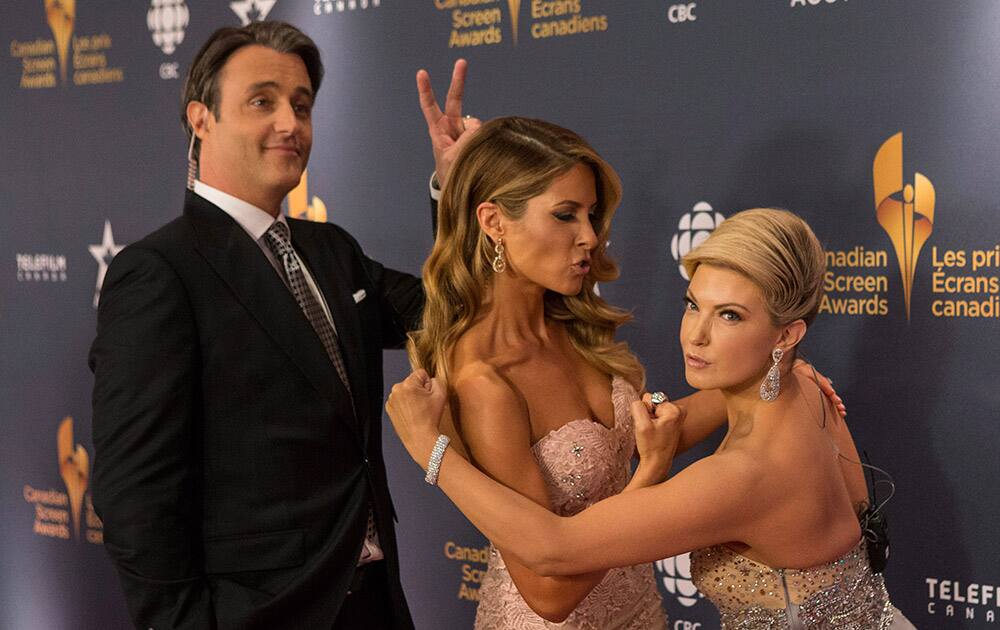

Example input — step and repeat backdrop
[2,1,998,628]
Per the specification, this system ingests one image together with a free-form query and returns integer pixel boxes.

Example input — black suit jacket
[90,191,423,629]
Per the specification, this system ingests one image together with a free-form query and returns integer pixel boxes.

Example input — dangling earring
[491,237,506,273]
[759,348,784,402]
[186,133,198,191]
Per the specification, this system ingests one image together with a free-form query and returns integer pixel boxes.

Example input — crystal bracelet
[424,434,451,485]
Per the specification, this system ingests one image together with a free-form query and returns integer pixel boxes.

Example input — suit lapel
[290,218,370,445]
[184,193,361,440]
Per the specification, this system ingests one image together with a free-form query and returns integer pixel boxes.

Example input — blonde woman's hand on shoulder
[627,393,685,489]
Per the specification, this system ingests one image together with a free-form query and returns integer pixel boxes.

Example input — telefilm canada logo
[925,576,999,624]
[16,253,68,282]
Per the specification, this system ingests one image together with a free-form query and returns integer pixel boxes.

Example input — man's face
[197,44,314,211]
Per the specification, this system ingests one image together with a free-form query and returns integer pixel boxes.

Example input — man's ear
[186,101,211,139]
[476,202,504,242]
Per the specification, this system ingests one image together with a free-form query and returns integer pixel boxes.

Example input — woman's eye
[554,213,574,222]
[721,310,742,322]
[683,298,697,311]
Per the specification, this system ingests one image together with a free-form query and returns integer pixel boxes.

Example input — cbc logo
[668,3,697,23]
[655,552,704,607]
[670,201,726,280]
[147,0,189,55]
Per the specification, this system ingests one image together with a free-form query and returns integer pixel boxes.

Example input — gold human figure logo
[57,416,89,539]
[287,169,328,223]
[873,132,935,320]
[507,0,521,45]
[45,0,76,83]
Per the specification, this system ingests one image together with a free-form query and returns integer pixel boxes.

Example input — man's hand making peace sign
[417,59,482,189]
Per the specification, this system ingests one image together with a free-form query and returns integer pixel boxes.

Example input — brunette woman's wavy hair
[408,117,644,389]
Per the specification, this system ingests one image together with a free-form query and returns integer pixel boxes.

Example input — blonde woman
[391,208,914,629]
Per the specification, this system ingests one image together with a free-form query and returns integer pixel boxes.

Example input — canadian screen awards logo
[286,169,328,222]
[22,417,104,544]
[46,0,74,83]
[670,201,726,280]
[11,0,125,88]
[873,132,935,321]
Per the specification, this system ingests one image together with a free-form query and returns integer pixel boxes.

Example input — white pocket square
[352,289,367,303]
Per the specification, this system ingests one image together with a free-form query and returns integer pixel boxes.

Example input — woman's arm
[448,365,609,622]
[388,371,766,578]
[672,389,727,454]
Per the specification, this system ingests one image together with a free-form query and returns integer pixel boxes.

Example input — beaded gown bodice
[473,376,667,630]
[689,539,896,629]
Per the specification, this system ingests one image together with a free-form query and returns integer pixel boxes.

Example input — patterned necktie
[264,222,380,563]
[263,221,352,396]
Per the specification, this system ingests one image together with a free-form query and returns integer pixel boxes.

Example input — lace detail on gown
[473,376,667,629]
[690,539,901,629]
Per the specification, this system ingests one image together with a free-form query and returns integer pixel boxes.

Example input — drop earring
[491,237,506,273]
[759,347,784,402]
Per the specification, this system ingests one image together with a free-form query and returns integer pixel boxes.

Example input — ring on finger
[649,391,667,411]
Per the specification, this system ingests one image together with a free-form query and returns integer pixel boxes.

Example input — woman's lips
[685,353,710,369]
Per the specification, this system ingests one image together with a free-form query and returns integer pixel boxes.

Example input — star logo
[230,0,277,26]
[89,220,125,308]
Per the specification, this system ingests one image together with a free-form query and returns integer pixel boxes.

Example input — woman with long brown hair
[410,115,670,628]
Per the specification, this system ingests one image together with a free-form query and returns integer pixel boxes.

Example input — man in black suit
[90,21,476,629]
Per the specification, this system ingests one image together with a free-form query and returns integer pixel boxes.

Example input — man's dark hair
[181,21,323,145]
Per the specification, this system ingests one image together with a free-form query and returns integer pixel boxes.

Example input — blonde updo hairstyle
[682,208,826,337]
[408,116,644,389]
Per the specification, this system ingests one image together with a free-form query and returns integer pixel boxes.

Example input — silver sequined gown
[690,539,916,629]
[473,376,667,630]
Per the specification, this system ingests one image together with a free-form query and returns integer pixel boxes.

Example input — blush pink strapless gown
[473,377,667,629]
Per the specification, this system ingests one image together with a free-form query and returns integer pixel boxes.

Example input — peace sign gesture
[416,59,482,189]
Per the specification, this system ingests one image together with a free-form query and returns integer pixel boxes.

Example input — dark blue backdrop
[3,1,998,628]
